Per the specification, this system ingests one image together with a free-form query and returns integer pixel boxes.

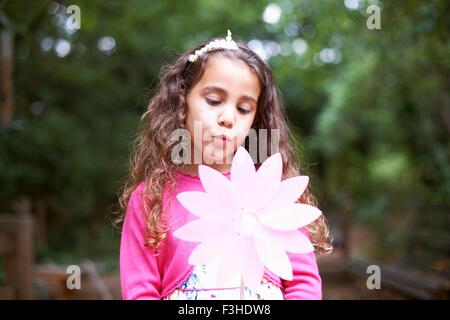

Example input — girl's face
[185,55,260,169]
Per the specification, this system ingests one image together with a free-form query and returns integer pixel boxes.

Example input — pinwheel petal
[188,235,235,266]
[249,153,282,211]
[172,218,234,243]
[254,234,293,281]
[259,225,314,254]
[256,152,282,180]
[177,191,235,218]
[231,147,258,210]
[259,176,309,215]
[241,240,265,291]
[260,203,322,230]
[216,236,248,288]
[231,147,256,179]
[198,165,241,215]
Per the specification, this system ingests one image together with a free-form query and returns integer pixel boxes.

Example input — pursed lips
[213,133,232,141]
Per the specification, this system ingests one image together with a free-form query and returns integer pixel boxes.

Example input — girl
[118,30,332,300]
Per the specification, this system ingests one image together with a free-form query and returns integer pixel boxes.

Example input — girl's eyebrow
[200,85,258,105]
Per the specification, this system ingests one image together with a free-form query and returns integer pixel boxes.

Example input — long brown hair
[117,37,333,254]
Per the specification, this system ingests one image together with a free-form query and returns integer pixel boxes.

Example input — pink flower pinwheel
[173,147,322,290]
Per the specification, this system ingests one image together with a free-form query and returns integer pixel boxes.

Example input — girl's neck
[180,163,231,177]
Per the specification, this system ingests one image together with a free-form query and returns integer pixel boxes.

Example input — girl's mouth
[213,134,232,142]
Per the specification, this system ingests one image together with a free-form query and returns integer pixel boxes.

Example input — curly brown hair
[117,36,333,255]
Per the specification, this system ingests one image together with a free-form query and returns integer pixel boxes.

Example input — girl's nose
[218,106,235,128]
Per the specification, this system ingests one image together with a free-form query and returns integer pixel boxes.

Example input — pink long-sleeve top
[120,170,322,300]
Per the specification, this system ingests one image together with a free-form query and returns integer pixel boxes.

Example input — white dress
[164,263,284,300]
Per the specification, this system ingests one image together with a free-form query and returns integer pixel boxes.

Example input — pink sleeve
[282,229,322,300]
[120,185,162,300]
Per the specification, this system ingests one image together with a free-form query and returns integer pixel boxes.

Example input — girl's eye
[205,98,221,106]
[238,107,251,115]
[206,97,251,114]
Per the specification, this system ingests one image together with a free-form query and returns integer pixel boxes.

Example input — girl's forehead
[195,55,260,99]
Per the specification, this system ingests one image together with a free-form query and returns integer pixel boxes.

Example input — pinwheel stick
[240,275,245,300]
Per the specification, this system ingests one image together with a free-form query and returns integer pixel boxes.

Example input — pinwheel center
[234,210,259,236]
